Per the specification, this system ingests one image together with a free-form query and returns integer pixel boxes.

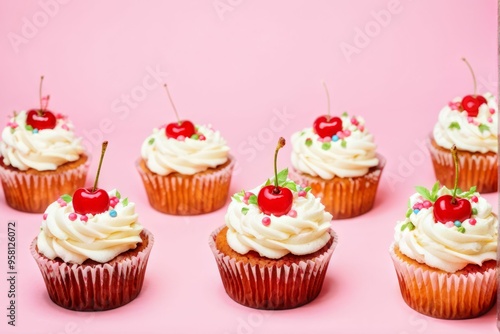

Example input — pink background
[0,0,498,333]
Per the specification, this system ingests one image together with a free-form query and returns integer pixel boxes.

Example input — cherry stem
[38,76,45,116]
[163,84,181,125]
[461,58,477,95]
[92,141,108,192]
[273,137,286,192]
[322,81,331,120]
[451,145,459,203]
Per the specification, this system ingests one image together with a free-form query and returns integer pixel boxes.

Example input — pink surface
[0,0,498,333]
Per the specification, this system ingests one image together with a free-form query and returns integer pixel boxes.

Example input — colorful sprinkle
[357,125,364,132]
[42,213,48,220]
[7,122,18,129]
[413,209,420,214]
[191,134,199,140]
[109,210,117,217]
[487,117,493,123]
[350,117,358,125]
[445,221,454,228]
[55,113,65,119]
[262,216,271,226]
[288,209,297,218]
[198,135,206,141]
[321,142,331,150]
[471,196,478,203]
[68,213,77,221]
[412,203,423,210]
[472,208,478,215]
[305,138,313,146]
[80,215,88,222]
[177,135,185,141]
[323,136,331,142]
[337,132,345,139]
[332,135,339,142]
[467,117,475,124]
[298,190,307,197]
[490,108,496,114]
[61,124,69,131]
[422,200,432,209]
[469,218,477,226]
[454,220,461,227]
[32,129,39,134]
[343,130,351,137]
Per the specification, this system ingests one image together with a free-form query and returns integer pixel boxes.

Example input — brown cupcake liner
[0,155,90,213]
[389,244,497,319]
[136,156,234,215]
[209,225,338,310]
[290,154,385,219]
[31,229,154,311]
[427,137,498,193]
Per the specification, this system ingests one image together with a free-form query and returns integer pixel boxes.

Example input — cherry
[460,58,487,117]
[163,84,195,139]
[433,145,471,223]
[313,81,343,138]
[73,141,110,215]
[25,76,56,130]
[257,137,293,217]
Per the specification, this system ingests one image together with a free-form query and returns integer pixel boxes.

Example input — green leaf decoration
[60,194,72,203]
[321,142,331,150]
[122,198,129,207]
[430,181,440,201]
[415,186,432,201]
[264,179,271,186]
[472,208,478,215]
[148,137,155,145]
[448,122,461,130]
[276,168,288,186]
[407,199,411,208]
[116,190,121,199]
[300,131,305,136]
[305,138,313,147]
[459,186,477,199]
[25,125,33,131]
[342,111,348,117]
[478,124,490,133]
[248,195,258,205]
[232,194,242,203]
[405,208,412,218]
[241,207,249,215]
[283,181,298,192]
[304,186,312,192]
[457,226,466,233]
[341,140,347,148]
[401,221,415,231]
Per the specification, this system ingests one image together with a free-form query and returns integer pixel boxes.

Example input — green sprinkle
[321,142,331,150]
[148,137,155,145]
[241,207,249,215]
[401,222,415,231]
[191,134,199,140]
[305,138,313,147]
[248,195,258,205]
[448,122,461,130]
[472,208,478,215]
[478,124,490,133]
[457,226,466,233]
[342,111,348,117]
[25,125,33,131]
[122,198,129,207]
[341,140,347,148]
[60,194,72,203]
[405,208,412,218]
[116,190,121,199]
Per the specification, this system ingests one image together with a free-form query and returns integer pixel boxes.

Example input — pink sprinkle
[298,190,306,197]
[490,108,495,114]
[300,183,307,188]
[68,213,77,221]
[351,117,358,125]
[55,113,65,119]
[177,135,185,141]
[467,117,474,123]
[7,122,18,129]
[199,135,206,141]
[323,136,331,142]
[422,201,432,209]
[262,217,271,226]
[445,221,454,228]
[471,196,478,203]
[337,132,345,139]
[317,137,324,142]
[80,215,88,222]
[288,209,297,218]
[357,125,364,132]
[413,203,423,210]
[343,129,351,137]
[469,218,477,226]
[57,199,67,207]
[449,102,461,110]
[42,213,48,220]
[243,198,249,205]
[61,124,69,131]
[244,192,253,200]
[487,117,493,123]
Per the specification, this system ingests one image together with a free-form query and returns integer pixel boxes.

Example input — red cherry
[433,195,471,223]
[26,109,57,130]
[73,187,110,215]
[313,115,343,138]
[258,185,293,217]
[165,120,196,139]
[461,95,487,117]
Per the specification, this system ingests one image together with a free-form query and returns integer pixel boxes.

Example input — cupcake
[31,142,154,311]
[136,85,233,215]
[290,110,384,219]
[0,77,88,213]
[209,138,337,309]
[428,59,498,193]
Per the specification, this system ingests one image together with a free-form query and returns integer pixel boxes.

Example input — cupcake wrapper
[290,154,385,219]
[31,229,154,311]
[427,137,498,193]
[136,157,234,215]
[209,226,338,310]
[389,244,497,319]
[0,159,90,213]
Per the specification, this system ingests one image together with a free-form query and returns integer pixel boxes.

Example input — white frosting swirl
[433,92,498,153]
[394,187,497,273]
[225,183,332,259]
[141,124,229,175]
[291,115,379,178]
[1,110,84,171]
[37,190,144,264]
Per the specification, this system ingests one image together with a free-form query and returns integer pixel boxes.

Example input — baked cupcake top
[433,92,498,154]
[1,110,84,171]
[36,189,143,265]
[141,124,229,176]
[225,168,332,259]
[394,183,497,273]
[291,112,379,179]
